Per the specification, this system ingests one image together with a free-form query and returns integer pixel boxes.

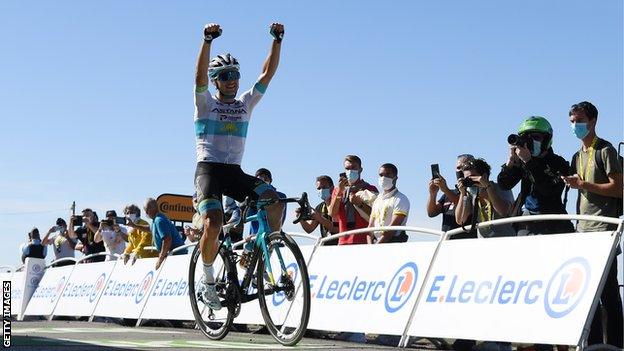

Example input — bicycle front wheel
[188,244,236,340]
[257,231,311,346]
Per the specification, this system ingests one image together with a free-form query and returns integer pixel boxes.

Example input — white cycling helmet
[208,53,240,81]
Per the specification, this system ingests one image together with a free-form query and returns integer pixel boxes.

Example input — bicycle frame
[218,199,289,304]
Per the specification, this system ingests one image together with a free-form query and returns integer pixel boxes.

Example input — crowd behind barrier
[8,215,623,350]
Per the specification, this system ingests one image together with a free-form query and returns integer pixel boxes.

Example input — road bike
[189,193,312,345]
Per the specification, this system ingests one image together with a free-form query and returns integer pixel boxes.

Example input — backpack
[570,139,623,217]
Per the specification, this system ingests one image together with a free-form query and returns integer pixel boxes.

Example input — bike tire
[257,231,311,346]
[189,244,236,340]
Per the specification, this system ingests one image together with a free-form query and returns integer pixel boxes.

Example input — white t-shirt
[194,83,265,165]
[370,188,410,236]
[100,227,127,259]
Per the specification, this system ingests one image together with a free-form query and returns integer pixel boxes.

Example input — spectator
[94,210,128,260]
[498,116,574,235]
[20,227,47,263]
[296,175,339,245]
[222,196,244,243]
[122,204,157,265]
[144,197,187,270]
[41,218,76,266]
[328,154,378,245]
[247,168,287,236]
[69,208,106,262]
[427,154,475,232]
[367,163,410,244]
[563,101,623,348]
[455,158,515,238]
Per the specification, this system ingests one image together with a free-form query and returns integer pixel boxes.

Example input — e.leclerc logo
[135,271,154,304]
[308,262,419,313]
[52,276,66,303]
[89,273,107,303]
[385,262,418,313]
[425,257,590,318]
[544,257,590,318]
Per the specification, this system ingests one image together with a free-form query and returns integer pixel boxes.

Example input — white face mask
[128,214,138,223]
[378,176,395,191]
[346,169,360,184]
[531,140,542,157]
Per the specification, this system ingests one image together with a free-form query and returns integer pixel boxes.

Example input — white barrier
[15,258,46,320]
[92,257,158,319]
[407,232,615,345]
[16,215,624,349]
[24,264,75,317]
[53,260,116,317]
[306,242,437,334]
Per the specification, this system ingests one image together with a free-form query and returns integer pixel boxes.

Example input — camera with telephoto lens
[507,133,529,147]
[458,176,476,188]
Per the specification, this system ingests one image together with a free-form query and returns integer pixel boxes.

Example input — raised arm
[196,23,221,87]
[257,23,284,87]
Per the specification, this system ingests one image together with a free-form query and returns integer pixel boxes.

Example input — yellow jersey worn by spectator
[124,219,157,258]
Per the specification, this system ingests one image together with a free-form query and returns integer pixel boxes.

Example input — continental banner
[156,194,194,222]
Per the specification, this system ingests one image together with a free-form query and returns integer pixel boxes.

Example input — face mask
[318,188,331,201]
[467,186,479,197]
[571,122,589,139]
[531,140,542,157]
[222,197,235,210]
[378,176,395,191]
[56,226,65,233]
[128,214,138,223]
[346,169,359,183]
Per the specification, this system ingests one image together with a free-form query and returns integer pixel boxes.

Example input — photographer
[69,208,106,263]
[41,218,76,266]
[94,210,128,260]
[427,154,474,232]
[455,158,515,238]
[497,116,574,235]
[296,175,339,245]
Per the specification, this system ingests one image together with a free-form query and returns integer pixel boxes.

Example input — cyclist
[193,22,285,310]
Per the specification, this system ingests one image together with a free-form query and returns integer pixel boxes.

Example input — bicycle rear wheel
[257,231,311,346]
[188,244,237,340]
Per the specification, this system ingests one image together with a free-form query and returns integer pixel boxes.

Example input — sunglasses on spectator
[216,70,240,82]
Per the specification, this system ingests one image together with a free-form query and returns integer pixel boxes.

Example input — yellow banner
[156,194,195,222]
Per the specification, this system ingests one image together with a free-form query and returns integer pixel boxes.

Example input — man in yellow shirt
[122,204,157,264]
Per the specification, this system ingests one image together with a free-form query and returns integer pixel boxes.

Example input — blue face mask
[531,140,542,157]
[318,188,331,201]
[571,122,589,139]
[346,169,359,183]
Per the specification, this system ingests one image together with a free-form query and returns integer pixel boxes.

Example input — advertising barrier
[93,257,159,319]
[24,264,75,317]
[139,254,195,321]
[406,232,616,346]
[53,261,116,317]
[306,243,437,335]
[16,258,46,319]
[10,270,24,317]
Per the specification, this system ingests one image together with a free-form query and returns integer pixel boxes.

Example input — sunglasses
[216,70,241,82]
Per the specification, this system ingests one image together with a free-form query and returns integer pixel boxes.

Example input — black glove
[204,27,222,42]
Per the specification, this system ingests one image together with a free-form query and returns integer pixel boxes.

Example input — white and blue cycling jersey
[194,82,266,165]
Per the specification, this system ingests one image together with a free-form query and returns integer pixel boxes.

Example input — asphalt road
[7,320,437,350]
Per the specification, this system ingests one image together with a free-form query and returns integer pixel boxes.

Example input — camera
[72,215,83,226]
[101,219,113,226]
[115,216,127,225]
[458,176,476,188]
[507,133,529,147]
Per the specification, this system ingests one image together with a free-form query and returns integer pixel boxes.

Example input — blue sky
[0,0,622,267]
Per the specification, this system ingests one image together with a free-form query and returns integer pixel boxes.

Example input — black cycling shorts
[194,162,272,214]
